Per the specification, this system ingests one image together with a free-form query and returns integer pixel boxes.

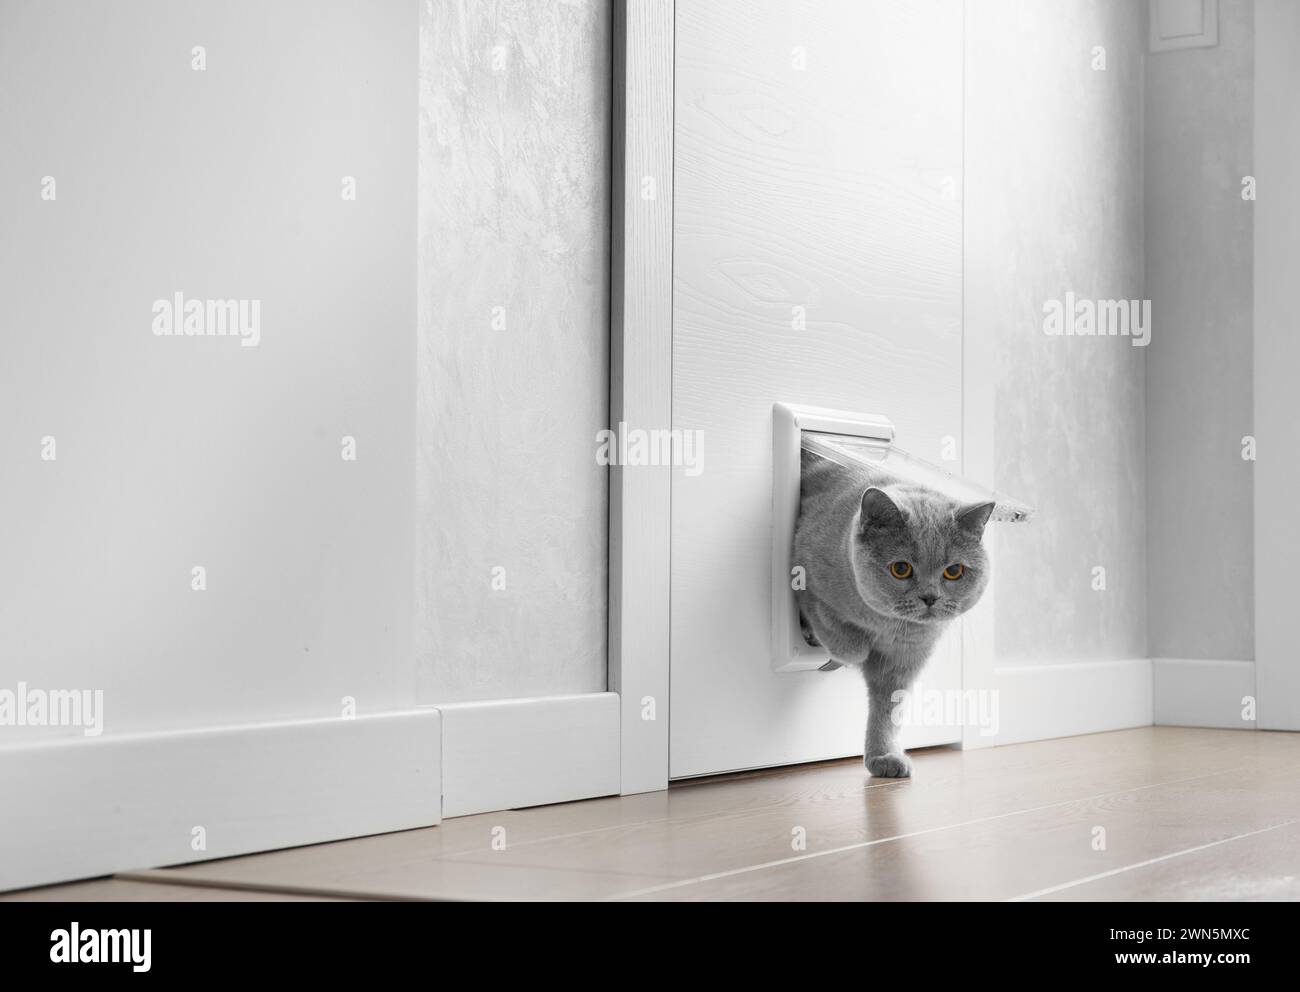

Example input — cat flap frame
[771,402,1031,674]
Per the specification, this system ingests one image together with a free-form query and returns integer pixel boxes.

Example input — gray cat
[793,447,994,778]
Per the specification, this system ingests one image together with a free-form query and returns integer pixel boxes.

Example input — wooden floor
[7,727,1300,902]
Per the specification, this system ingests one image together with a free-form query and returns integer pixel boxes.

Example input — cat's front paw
[866,751,913,778]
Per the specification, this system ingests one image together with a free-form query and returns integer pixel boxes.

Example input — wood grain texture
[670,0,964,778]
[610,0,675,794]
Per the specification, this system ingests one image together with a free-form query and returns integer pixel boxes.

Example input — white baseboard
[969,658,1153,748]
[1153,658,1256,730]
[0,709,441,894]
[435,692,620,817]
[2,691,625,893]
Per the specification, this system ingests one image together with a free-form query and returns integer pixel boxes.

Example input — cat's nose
[919,593,938,607]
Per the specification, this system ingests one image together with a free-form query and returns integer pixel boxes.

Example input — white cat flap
[772,402,1033,673]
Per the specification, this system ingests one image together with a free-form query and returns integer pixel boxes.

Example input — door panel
[670,0,964,778]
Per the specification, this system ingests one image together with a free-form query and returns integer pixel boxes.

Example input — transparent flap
[802,431,1033,524]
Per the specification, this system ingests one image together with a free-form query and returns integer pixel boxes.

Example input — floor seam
[434,856,680,882]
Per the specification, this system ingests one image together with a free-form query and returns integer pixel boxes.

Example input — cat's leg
[862,652,918,778]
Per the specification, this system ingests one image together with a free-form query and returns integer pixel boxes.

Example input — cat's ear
[956,501,996,537]
[860,488,905,533]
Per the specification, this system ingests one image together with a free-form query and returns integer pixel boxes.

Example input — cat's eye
[889,561,913,580]
[943,564,965,581]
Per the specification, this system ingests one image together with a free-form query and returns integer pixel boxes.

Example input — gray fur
[793,447,994,777]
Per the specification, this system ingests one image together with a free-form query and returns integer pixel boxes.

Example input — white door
[670,0,965,778]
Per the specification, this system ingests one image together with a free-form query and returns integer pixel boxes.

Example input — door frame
[608,0,675,795]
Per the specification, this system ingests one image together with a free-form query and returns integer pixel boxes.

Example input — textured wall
[966,0,1148,663]
[417,0,610,703]
[1146,0,1254,661]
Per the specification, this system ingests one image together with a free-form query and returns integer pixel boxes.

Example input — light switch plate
[771,403,894,673]
[1149,0,1218,52]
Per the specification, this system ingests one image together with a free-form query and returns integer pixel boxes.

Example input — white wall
[417,0,610,704]
[1254,0,1300,730]
[0,0,416,743]
[1145,0,1253,664]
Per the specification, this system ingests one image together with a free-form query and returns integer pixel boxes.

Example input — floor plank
[111,728,1300,901]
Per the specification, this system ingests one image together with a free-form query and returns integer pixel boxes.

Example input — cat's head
[850,487,994,624]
